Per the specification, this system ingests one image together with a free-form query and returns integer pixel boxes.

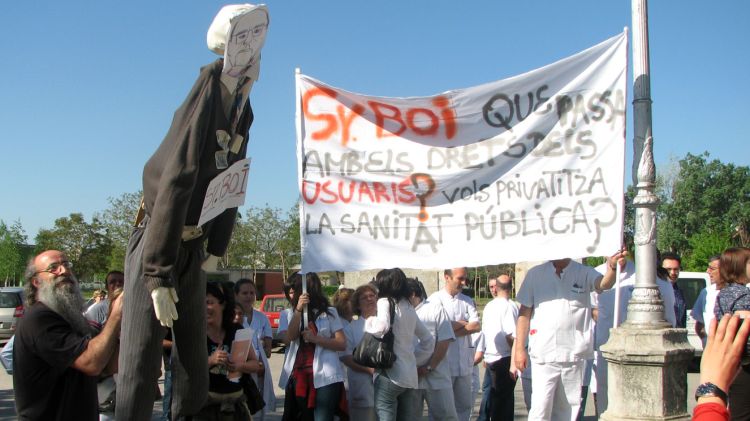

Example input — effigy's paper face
[223,7,268,78]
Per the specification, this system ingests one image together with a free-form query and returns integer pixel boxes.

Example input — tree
[682,228,732,272]
[224,204,301,278]
[623,184,637,254]
[96,191,142,270]
[657,153,750,258]
[278,204,301,278]
[0,220,29,286]
[35,213,113,281]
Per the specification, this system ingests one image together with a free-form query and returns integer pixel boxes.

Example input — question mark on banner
[410,173,436,222]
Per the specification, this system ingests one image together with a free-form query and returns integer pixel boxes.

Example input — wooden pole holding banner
[296,66,309,329]
[613,264,622,328]
[301,273,308,328]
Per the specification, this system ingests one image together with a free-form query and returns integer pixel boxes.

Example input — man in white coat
[514,251,626,421]
[429,267,481,421]
[408,278,458,421]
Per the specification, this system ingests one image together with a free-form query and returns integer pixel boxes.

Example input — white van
[676,271,711,357]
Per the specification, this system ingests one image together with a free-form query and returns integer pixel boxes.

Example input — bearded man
[13,250,123,421]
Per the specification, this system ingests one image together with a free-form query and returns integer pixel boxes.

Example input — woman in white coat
[234,278,276,420]
[366,268,435,421]
[340,284,379,421]
[278,272,347,421]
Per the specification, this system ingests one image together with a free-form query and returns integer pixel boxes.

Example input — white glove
[202,254,219,272]
[151,287,179,328]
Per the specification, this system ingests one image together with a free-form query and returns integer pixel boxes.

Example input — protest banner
[296,32,627,272]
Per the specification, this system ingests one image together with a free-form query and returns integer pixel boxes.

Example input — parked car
[676,271,710,369]
[0,287,25,341]
[260,293,288,345]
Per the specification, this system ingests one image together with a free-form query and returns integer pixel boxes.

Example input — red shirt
[693,402,729,421]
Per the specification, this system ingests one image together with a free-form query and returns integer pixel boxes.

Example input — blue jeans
[374,375,421,421]
[476,368,492,421]
[314,382,342,421]
[284,379,342,421]
[161,369,172,421]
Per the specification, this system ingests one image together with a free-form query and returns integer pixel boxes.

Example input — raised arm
[72,294,123,376]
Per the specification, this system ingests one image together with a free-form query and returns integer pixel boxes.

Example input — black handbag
[240,373,265,414]
[352,298,397,369]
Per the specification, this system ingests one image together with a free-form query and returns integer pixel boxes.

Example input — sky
[1,1,748,240]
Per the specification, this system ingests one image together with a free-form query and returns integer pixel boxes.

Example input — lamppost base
[600,325,693,421]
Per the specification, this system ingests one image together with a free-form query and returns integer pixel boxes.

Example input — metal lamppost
[599,1,693,419]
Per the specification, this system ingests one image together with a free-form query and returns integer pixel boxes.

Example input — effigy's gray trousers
[116,217,208,420]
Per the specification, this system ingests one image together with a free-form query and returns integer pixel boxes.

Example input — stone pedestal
[600,326,693,420]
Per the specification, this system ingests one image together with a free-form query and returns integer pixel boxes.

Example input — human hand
[301,328,318,344]
[108,292,125,324]
[417,366,429,376]
[700,314,750,394]
[607,249,628,271]
[296,293,310,312]
[210,349,229,367]
[202,254,219,272]
[514,348,528,372]
[151,287,179,328]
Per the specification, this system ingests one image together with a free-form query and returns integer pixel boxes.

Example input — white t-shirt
[242,309,273,358]
[415,299,455,390]
[242,309,276,411]
[84,299,110,325]
[365,298,434,389]
[428,290,480,377]
[593,261,677,349]
[691,283,718,326]
[482,297,519,362]
[517,260,601,362]
[343,318,374,408]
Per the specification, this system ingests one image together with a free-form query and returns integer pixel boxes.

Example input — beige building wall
[342,269,444,295]
[513,261,544,296]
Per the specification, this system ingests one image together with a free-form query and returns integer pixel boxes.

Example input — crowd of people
[10,246,750,420]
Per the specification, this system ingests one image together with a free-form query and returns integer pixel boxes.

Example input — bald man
[13,250,123,420]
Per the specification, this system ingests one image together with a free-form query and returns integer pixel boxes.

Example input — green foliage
[657,152,750,255]
[682,228,732,271]
[584,256,606,267]
[0,220,29,285]
[322,285,339,296]
[96,191,142,271]
[225,203,301,277]
[34,213,113,281]
[467,264,515,301]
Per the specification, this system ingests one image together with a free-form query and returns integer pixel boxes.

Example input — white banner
[296,32,627,273]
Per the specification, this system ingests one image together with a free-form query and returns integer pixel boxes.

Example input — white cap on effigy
[207,4,269,79]
[207,4,261,55]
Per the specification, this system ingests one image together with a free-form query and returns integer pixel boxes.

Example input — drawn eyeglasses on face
[231,24,267,45]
